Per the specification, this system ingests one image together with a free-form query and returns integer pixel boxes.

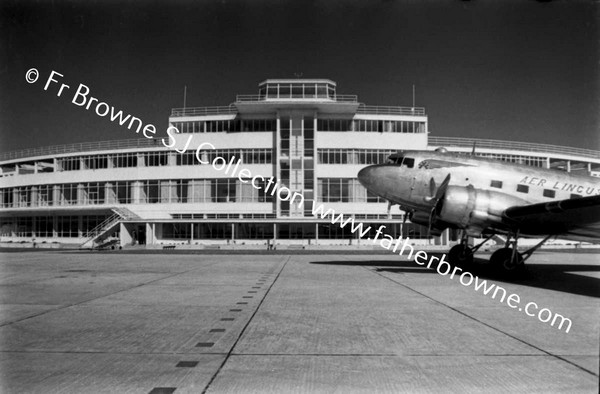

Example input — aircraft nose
[358,165,377,189]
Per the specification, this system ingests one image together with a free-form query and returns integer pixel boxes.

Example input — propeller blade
[435,174,451,201]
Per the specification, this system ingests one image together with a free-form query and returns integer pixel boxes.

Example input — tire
[448,244,473,268]
[490,247,524,274]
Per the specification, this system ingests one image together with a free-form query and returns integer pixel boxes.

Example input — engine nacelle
[436,185,527,232]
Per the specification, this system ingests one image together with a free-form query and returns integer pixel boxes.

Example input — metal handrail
[2,134,598,164]
[0,138,164,162]
[356,105,426,116]
[428,136,600,160]
[80,213,120,246]
[170,105,238,117]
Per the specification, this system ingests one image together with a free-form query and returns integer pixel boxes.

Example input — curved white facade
[1,79,599,248]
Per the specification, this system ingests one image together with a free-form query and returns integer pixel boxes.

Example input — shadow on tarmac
[310,254,600,299]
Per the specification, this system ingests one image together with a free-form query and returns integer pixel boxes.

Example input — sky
[1,0,598,153]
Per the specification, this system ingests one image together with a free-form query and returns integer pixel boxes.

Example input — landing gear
[447,231,494,269]
[447,230,552,276]
[489,232,553,276]
[490,247,524,272]
[448,243,473,267]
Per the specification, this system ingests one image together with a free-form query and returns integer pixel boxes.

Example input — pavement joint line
[364,265,599,378]
[229,353,579,357]
[201,257,290,394]
[0,266,205,329]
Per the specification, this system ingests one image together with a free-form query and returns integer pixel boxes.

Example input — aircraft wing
[503,195,600,242]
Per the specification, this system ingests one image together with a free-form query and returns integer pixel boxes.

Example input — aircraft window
[403,158,414,168]
[570,193,582,199]
[490,180,503,189]
[516,184,529,193]
[386,155,402,164]
[543,189,555,198]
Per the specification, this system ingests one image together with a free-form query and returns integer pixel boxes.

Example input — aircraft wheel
[448,244,473,268]
[490,247,524,273]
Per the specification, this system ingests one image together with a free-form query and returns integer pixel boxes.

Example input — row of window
[0,177,386,208]
[0,215,109,237]
[318,149,396,165]
[474,153,546,168]
[318,178,386,203]
[56,149,274,171]
[317,119,426,133]
[1,217,430,240]
[172,119,278,133]
[489,180,584,199]
[258,82,336,100]
[0,179,277,207]
[161,221,430,240]
[170,119,426,134]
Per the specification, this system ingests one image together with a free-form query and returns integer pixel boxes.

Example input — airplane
[357,147,600,275]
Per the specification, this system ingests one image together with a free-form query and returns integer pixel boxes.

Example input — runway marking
[195,342,214,348]
[229,309,242,312]
[220,318,234,321]
[201,257,290,394]
[365,266,599,377]
[148,388,176,394]
[242,296,253,299]
[236,302,248,305]
[176,361,199,368]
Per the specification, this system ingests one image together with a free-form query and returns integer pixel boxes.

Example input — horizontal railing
[356,105,426,116]
[0,138,164,162]
[236,94,359,102]
[2,135,597,164]
[170,106,238,117]
[429,136,600,160]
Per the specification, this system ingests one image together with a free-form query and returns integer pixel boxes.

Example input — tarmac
[0,250,598,393]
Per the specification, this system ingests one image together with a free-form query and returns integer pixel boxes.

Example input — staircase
[79,207,140,249]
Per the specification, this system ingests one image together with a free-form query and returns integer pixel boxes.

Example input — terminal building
[1,79,599,248]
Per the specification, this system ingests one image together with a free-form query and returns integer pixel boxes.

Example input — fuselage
[358,150,600,241]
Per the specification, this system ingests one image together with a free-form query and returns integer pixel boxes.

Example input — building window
[490,180,503,189]
[58,156,81,171]
[144,152,169,166]
[59,184,78,205]
[115,181,132,203]
[57,216,78,237]
[35,216,53,237]
[113,153,137,167]
[211,179,236,203]
[83,155,109,170]
[516,184,529,193]
[543,189,555,198]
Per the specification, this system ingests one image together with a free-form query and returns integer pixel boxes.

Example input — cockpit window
[386,154,414,168]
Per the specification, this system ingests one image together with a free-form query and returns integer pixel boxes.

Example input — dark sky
[1,0,598,153]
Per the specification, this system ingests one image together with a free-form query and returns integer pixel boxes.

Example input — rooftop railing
[235,94,359,102]
[2,135,598,163]
[357,105,426,116]
[429,136,600,160]
[170,105,237,117]
[0,138,164,162]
